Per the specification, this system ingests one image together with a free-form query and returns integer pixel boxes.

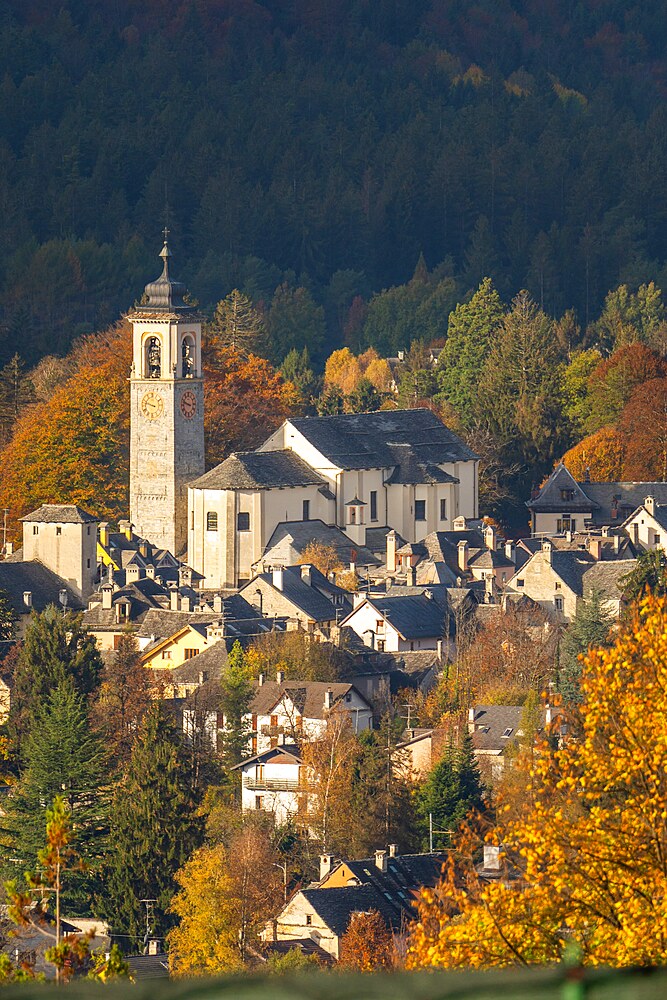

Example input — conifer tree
[2,681,109,913]
[102,702,201,950]
[437,278,504,424]
[208,289,265,354]
[219,641,254,770]
[10,607,102,751]
[417,733,484,850]
[559,589,615,703]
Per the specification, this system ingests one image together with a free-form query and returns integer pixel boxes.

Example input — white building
[232,744,305,826]
[21,503,98,600]
[340,589,449,653]
[188,409,479,588]
[247,677,373,755]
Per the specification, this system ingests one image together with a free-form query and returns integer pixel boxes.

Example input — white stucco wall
[23,520,98,599]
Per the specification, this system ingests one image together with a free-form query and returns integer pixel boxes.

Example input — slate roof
[82,580,165,628]
[125,954,169,980]
[21,503,97,524]
[168,643,228,682]
[136,609,220,640]
[470,705,562,753]
[349,593,447,640]
[287,408,478,471]
[301,852,448,936]
[261,520,380,569]
[250,680,369,719]
[0,561,84,615]
[244,565,351,623]
[190,450,325,491]
[527,464,667,525]
[469,549,514,570]
[582,559,635,598]
[230,743,302,771]
[526,464,598,513]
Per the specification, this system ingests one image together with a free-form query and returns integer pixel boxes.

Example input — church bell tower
[128,233,205,556]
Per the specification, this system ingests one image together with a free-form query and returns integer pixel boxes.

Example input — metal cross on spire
[162,225,170,243]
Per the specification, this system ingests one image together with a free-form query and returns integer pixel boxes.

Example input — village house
[527,464,667,535]
[232,743,305,826]
[505,538,634,622]
[254,519,380,575]
[263,849,447,960]
[239,564,351,638]
[621,495,667,553]
[247,676,373,754]
[339,588,450,653]
[468,704,565,783]
[188,408,479,588]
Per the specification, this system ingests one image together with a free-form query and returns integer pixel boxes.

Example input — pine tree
[621,549,667,605]
[2,681,109,914]
[559,589,616,704]
[0,354,34,446]
[207,289,265,354]
[417,733,484,850]
[281,347,318,404]
[219,641,254,770]
[102,702,202,950]
[437,278,504,425]
[10,607,102,752]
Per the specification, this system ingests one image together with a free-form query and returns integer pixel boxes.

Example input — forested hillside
[3,0,667,363]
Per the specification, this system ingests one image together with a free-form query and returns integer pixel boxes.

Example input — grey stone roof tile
[0,561,84,615]
[190,450,325,490]
[21,504,97,524]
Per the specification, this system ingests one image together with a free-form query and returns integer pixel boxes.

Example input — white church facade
[125,238,479,588]
[186,410,479,588]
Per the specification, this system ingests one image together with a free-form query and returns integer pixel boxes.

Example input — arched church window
[181,336,196,378]
[146,337,161,379]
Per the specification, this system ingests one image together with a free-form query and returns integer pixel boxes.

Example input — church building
[128,235,205,555]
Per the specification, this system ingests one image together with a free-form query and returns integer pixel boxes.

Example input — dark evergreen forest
[2,0,667,364]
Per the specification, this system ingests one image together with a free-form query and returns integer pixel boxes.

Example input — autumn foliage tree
[0,322,131,536]
[203,345,299,466]
[585,343,667,433]
[339,910,395,972]
[618,377,667,481]
[408,596,667,969]
[561,424,626,481]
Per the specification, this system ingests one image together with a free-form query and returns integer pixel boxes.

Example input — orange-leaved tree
[0,322,131,538]
[204,345,300,467]
[339,910,395,972]
[407,595,667,969]
[561,424,626,481]
[585,342,667,433]
[618,377,667,481]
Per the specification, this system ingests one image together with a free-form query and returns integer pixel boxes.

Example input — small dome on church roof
[142,233,192,312]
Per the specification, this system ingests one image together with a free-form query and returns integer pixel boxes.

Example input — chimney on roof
[276,669,285,684]
[467,706,475,734]
[646,496,656,517]
[504,540,515,564]
[139,539,149,558]
[375,849,387,872]
[319,854,335,881]
[613,533,621,554]
[484,524,496,551]
[179,565,193,588]
[436,638,443,661]
[169,585,179,612]
[386,529,398,574]
[457,540,469,573]
[300,564,312,587]
[272,567,284,592]
[388,843,398,859]
[213,593,223,613]
[98,521,109,547]
[146,564,155,579]
[258,672,265,687]
[541,538,552,565]
[23,590,32,610]
[601,525,609,538]
[397,349,405,362]
[101,583,113,611]
[483,845,500,871]
[584,467,591,483]
[406,566,416,586]
[324,687,334,711]
[126,564,142,583]
[181,596,191,612]
[118,519,133,541]
[589,538,602,561]
[147,939,160,957]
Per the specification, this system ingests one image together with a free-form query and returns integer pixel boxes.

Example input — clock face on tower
[141,390,164,421]
[180,389,197,420]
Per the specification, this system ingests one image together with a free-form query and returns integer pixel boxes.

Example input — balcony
[243,776,306,792]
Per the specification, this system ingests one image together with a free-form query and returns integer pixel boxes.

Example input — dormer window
[561,489,575,502]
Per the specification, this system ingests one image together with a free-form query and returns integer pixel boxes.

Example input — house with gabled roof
[231,743,306,825]
[246,676,373,755]
[263,848,448,960]
[239,564,351,638]
[527,463,667,535]
[621,495,667,554]
[187,408,479,587]
[339,589,450,653]
[505,538,634,621]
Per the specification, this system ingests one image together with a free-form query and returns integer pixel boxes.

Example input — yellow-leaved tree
[407,595,667,969]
